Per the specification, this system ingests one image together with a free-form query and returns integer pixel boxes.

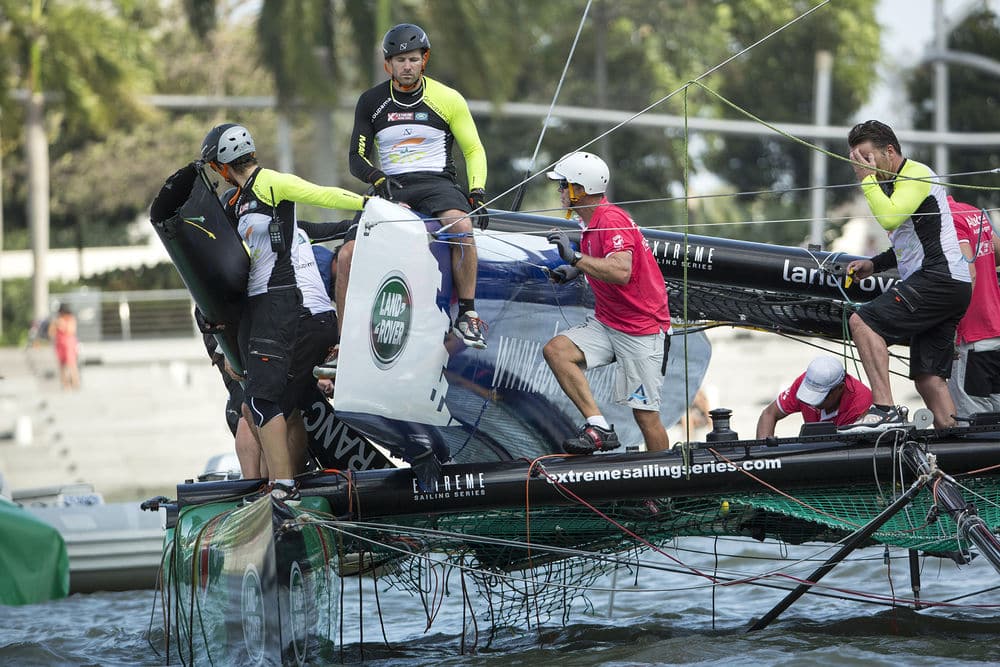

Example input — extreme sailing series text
[545,458,782,485]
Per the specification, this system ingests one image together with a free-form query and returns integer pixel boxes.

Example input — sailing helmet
[201,123,255,164]
[382,23,431,58]
[546,152,610,195]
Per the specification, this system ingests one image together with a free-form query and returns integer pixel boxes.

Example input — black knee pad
[248,396,282,428]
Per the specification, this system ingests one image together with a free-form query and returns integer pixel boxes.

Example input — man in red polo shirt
[948,196,1000,416]
[542,152,672,454]
[756,355,873,438]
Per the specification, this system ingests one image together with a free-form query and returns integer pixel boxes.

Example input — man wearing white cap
[756,356,873,438]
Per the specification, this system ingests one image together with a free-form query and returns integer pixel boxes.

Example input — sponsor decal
[240,564,265,663]
[289,561,309,665]
[651,240,716,271]
[181,216,216,240]
[388,112,415,121]
[371,96,391,121]
[611,233,624,251]
[491,334,617,400]
[412,471,488,500]
[629,384,648,403]
[782,259,896,292]
[545,458,783,484]
[415,112,429,120]
[302,399,390,470]
[238,200,258,215]
[370,273,412,369]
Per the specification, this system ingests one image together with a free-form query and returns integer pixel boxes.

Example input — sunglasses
[557,180,569,190]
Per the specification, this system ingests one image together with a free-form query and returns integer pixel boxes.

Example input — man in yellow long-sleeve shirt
[201,123,367,499]
[341,23,489,350]
[845,120,971,429]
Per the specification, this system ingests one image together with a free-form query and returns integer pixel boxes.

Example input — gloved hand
[150,161,202,223]
[546,230,578,264]
[467,188,490,230]
[548,265,581,284]
[368,169,402,200]
[194,307,225,334]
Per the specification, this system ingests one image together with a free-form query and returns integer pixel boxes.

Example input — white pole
[27,91,49,324]
[933,0,949,178]
[810,51,833,248]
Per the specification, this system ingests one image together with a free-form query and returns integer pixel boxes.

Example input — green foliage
[906,7,1000,210]
[258,0,339,107]
[699,0,879,242]
[0,0,887,263]
[1,278,32,346]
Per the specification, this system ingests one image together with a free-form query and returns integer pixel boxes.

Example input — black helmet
[201,123,255,164]
[382,23,430,58]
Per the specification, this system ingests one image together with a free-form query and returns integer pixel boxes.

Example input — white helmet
[546,151,610,194]
[201,123,256,164]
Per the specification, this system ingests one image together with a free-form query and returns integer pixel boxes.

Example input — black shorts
[239,287,302,404]
[392,172,470,219]
[965,348,1000,396]
[282,310,339,414]
[856,271,971,379]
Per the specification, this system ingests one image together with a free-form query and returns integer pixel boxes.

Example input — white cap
[796,356,846,406]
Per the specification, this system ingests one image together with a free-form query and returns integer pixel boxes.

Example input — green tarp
[0,498,69,605]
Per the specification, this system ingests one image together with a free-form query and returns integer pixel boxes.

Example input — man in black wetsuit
[340,22,489,350]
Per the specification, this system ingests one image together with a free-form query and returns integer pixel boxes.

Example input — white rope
[524,0,592,173]
[488,0,835,207]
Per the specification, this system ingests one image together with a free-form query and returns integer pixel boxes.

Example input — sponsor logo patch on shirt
[612,234,624,251]
[239,200,258,215]
[388,112,415,121]
[415,112,429,120]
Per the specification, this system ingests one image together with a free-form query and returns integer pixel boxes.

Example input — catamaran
[146,178,1000,665]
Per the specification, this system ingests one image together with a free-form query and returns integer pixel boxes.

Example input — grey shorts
[562,316,668,411]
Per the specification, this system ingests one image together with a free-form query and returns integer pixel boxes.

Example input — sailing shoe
[269,481,301,502]
[453,311,488,350]
[841,405,906,431]
[563,424,621,455]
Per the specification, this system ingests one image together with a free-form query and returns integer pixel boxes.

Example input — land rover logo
[370,273,411,369]
[289,560,308,664]
[240,564,265,663]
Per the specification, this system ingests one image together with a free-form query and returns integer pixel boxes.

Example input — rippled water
[2,537,998,666]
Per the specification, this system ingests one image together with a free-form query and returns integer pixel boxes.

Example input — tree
[906,6,1000,211]
[0,0,158,319]
[699,0,879,244]
[419,1,879,244]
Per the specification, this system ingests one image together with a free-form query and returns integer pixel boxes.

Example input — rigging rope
[511,0,593,211]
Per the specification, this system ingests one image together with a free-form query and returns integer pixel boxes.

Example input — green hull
[0,498,69,605]
[162,496,344,665]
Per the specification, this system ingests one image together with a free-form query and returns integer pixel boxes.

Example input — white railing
[48,289,197,343]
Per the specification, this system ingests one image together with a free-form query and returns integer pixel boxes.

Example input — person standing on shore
[49,304,80,390]
[543,151,672,454]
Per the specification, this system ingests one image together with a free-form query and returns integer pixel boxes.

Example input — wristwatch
[570,251,583,266]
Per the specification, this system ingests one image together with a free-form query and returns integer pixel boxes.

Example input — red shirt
[580,199,670,335]
[950,198,1000,344]
[776,373,872,426]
